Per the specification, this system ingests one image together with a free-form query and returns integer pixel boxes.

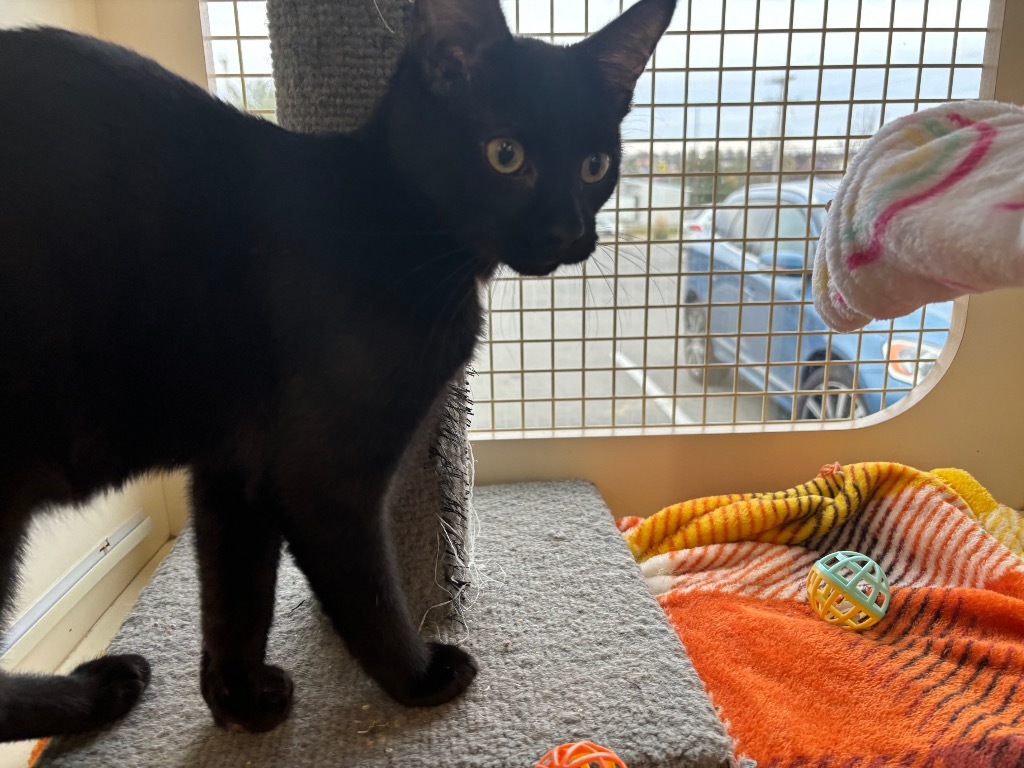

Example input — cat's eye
[485,138,526,174]
[581,153,611,183]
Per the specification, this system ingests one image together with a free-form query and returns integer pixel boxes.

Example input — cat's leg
[0,510,150,742]
[191,467,292,733]
[280,491,477,707]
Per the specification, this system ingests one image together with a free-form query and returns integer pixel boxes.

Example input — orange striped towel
[619,462,1024,767]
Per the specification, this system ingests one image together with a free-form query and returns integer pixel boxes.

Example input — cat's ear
[576,0,677,115]
[409,0,513,92]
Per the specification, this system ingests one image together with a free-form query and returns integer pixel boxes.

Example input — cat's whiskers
[582,264,599,341]
[484,269,514,311]
[612,246,672,306]
[590,251,651,376]
[600,233,668,273]
[589,252,620,326]
[480,265,521,346]
[552,260,592,344]
[601,233,680,303]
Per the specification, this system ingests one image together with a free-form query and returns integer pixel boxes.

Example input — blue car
[681,183,951,420]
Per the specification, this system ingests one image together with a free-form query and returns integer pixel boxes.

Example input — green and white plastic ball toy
[806,551,891,631]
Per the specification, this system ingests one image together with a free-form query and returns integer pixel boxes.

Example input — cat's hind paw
[398,642,477,707]
[202,660,294,733]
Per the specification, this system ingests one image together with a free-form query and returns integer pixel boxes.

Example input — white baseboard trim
[1,513,155,672]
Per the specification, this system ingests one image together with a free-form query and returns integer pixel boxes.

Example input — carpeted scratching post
[263,0,476,643]
[40,4,739,765]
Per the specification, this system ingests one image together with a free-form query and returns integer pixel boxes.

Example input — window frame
[470,0,996,436]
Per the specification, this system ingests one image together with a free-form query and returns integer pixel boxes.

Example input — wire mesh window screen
[476,0,987,432]
[198,0,990,432]
[201,1,276,121]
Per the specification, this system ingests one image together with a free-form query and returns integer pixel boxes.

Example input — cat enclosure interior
[1,1,1023,767]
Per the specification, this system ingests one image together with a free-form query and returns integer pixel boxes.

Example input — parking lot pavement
[471,242,785,430]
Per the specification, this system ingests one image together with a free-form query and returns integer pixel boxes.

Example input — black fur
[0,0,675,740]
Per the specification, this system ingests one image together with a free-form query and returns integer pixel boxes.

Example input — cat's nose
[543,222,585,251]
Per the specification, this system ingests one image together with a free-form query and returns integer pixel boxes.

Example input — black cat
[0,0,676,741]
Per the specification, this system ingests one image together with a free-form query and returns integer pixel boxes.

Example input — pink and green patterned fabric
[813,100,1024,331]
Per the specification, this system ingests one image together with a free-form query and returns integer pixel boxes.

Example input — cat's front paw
[70,653,151,726]
[395,642,477,707]
[201,657,294,733]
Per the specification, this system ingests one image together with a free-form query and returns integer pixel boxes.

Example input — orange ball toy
[535,741,628,768]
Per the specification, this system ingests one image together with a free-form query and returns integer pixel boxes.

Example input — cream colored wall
[474,0,1024,517]
[0,0,205,87]
[0,0,98,33]
[16,481,170,626]
[93,0,206,87]
[0,0,201,628]
[983,0,1022,107]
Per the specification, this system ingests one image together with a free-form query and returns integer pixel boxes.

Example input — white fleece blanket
[813,100,1024,332]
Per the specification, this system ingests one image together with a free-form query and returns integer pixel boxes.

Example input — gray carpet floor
[42,481,735,767]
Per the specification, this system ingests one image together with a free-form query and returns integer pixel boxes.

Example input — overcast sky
[502,0,989,34]
[498,0,990,139]
[208,0,990,141]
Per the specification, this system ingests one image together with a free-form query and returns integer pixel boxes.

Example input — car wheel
[682,301,714,382]
[796,365,869,420]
